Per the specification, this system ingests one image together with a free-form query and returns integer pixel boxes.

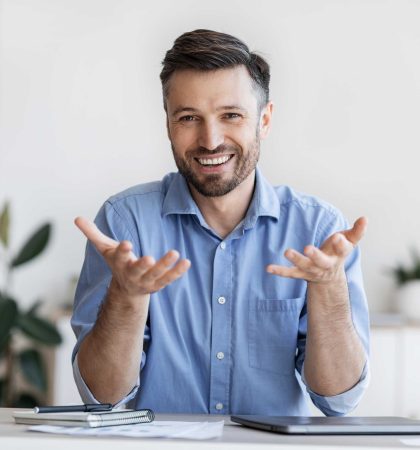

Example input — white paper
[29,420,224,440]
[400,437,420,446]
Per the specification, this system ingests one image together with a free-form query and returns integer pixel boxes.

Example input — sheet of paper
[29,420,224,440]
[400,437,420,446]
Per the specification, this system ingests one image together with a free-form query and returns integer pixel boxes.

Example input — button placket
[209,240,232,413]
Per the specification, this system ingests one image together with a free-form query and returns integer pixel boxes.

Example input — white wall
[1,0,420,313]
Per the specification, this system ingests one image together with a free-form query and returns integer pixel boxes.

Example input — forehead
[165,66,258,113]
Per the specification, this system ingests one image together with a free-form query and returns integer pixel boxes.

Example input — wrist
[307,270,350,315]
[308,267,347,291]
[107,277,150,313]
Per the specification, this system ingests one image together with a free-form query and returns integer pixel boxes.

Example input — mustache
[188,144,238,157]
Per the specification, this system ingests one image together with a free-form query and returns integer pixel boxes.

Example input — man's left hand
[266,216,368,284]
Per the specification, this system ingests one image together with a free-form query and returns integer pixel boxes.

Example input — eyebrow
[171,105,247,117]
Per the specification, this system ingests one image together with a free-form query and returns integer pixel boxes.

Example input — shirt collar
[243,167,280,229]
[162,167,280,227]
[162,172,202,217]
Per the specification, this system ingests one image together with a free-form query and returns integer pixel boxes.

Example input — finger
[266,264,307,280]
[303,245,333,269]
[74,216,118,253]
[332,233,353,257]
[112,240,137,268]
[341,216,368,246]
[141,250,181,283]
[126,255,156,277]
[153,259,191,290]
[284,249,313,272]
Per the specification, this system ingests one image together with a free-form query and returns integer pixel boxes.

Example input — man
[71,29,369,416]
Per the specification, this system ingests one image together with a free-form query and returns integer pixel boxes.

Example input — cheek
[170,125,198,148]
[231,120,259,138]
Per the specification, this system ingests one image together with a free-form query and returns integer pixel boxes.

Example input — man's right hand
[74,217,191,301]
[74,216,191,403]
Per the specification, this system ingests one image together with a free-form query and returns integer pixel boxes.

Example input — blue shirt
[71,167,370,416]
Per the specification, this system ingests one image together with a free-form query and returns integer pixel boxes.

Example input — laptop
[230,415,420,435]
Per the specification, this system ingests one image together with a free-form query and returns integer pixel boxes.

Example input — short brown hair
[160,29,270,109]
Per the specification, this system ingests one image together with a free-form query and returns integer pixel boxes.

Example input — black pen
[33,403,113,413]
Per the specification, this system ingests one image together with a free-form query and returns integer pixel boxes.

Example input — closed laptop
[230,415,420,435]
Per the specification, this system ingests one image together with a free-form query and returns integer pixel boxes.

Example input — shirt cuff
[301,360,370,416]
[72,353,140,408]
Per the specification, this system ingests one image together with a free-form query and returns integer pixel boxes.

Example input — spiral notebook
[13,409,154,428]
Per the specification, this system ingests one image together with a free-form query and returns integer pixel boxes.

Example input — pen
[33,403,113,413]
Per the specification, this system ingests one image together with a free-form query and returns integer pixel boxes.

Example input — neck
[189,171,256,239]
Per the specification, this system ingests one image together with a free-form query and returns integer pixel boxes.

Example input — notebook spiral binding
[139,409,155,423]
[93,408,155,427]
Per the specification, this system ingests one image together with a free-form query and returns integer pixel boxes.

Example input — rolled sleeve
[71,200,147,408]
[72,353,141,407]
[296,209,370,417]
[301,360,370,416]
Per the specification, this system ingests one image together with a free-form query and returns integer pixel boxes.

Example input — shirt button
[216,352,225,360]
[215,403,224,411]
[218,296,226,305]
[220,242,226,250]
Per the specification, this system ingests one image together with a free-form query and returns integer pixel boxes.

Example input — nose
[197,119,224,151]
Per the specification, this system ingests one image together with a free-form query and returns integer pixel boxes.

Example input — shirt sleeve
[71,200,149,407]
[295,208,370,416]
[72,353,141,407]
[300,360,370,416]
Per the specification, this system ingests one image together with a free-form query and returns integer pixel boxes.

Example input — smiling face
[165,66,272,197]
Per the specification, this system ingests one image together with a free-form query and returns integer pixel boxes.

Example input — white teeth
[197,156,231,166]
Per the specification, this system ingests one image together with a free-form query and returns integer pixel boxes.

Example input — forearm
[77,278,150,404]
[304,272,365,396]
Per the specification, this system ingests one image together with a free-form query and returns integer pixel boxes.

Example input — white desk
[0,408,412,449]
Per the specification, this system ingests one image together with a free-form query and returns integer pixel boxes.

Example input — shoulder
[275,185,339,217]
[93,173,177,249]
[273,184,348,239]
[104,173,176,212]
[95,173,177,236]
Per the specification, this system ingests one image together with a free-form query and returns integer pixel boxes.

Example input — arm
[74,217,190,404]
[267,217,368,397]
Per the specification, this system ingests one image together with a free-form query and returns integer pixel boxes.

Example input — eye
[179,115,197,122]
[224,113,241,119]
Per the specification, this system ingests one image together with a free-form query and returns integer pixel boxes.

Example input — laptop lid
[230,415,420,435]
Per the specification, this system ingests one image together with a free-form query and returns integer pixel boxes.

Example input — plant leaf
[11,223,51,268]
[17,313,62,346]
[27,299,42,315]
[0,202,10,248]
[19,349,47,392]
[0,295,18,350]
[0,378,4,405]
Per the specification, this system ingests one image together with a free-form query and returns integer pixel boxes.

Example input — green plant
[390,247,420,286]
[0,201,62,407]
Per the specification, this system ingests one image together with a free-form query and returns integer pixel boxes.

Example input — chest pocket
[248,297,306,376]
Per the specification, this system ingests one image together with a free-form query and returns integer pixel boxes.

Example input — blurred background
[1,0,419,415]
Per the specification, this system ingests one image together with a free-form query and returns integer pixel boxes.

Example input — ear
[259,101,274,140]
[166,115,171,141]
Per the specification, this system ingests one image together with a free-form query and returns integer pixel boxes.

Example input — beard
[171,131,260,198]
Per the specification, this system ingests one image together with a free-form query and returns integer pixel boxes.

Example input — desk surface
[0,408,413,449]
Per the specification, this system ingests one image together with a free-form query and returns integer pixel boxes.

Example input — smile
[195,155,234,166]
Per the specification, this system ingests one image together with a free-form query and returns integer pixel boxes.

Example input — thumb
[341,216,368,246]
[74,216,119,254]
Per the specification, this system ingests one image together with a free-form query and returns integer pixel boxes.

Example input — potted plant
[390,247,420,321]
[0,201,62,407]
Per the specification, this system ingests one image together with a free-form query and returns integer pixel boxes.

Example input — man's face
[165,66,271,197]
